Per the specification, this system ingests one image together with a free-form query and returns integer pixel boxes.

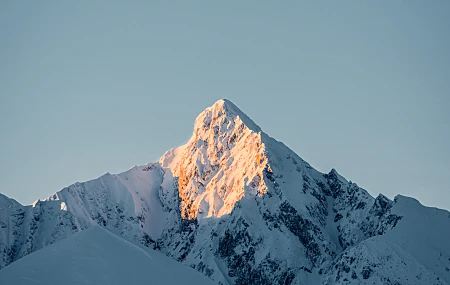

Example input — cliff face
[1,99,449,285]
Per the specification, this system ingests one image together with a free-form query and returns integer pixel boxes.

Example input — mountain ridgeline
[1,100,449,285]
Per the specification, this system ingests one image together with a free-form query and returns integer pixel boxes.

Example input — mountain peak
[160,99,270,220]
[212,98,234,109]
[328,168,348,183]
[194,99,261,134]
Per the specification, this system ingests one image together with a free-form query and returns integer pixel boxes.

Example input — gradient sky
[1,1,449,210]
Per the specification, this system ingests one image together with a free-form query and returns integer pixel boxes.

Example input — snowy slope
[1,99,449,285]
[0,226,216,285]
[323,195,450,285]
[0,193,20,210]
[0,164,180,269]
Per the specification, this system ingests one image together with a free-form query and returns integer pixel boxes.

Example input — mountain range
[1,99,449,285]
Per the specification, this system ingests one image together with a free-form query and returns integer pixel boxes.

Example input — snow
[324,196,342,253]
[0,193,21,210]
[1,99,449,285]
[384,195,450,283]
[0,226,216,285]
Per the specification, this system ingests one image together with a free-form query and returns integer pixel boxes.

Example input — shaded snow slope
[0,163,178,269]
[0,226,216,285]
[0,194,20,210]
[1,99,449,285]
[323,195,450,285]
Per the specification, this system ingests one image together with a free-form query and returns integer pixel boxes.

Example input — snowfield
[1,99,449,285]
[0,226,216,285]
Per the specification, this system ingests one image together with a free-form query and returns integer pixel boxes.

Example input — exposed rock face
[1,99,449,285]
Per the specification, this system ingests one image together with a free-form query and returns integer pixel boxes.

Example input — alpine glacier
[1,99,449,285]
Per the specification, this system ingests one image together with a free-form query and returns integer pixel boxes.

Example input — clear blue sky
[1,1,449,210]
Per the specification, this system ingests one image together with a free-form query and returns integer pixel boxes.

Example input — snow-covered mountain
[1,99,449,285]
[0,226,216,285]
